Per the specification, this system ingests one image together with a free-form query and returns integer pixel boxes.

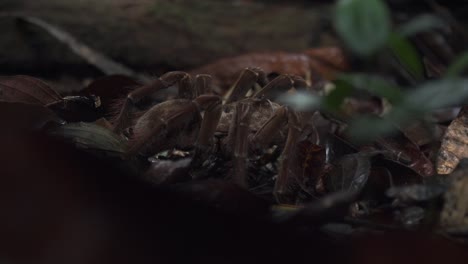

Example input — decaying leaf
[0,75,62,105]
[48,122,126,158]
[190,47,348,92]
[303,47,350,79]
[325,152,373,194]
[0,75,100,121]
[374,132,435,177]
[400,120,445,146]
[437,106,468,174]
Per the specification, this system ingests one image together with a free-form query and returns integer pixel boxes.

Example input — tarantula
[112,68,312,202]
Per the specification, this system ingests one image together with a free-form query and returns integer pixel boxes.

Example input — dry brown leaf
[437,106,468,174]
[190,47,348,93]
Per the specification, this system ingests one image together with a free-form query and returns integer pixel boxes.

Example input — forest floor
[1,0,334,88]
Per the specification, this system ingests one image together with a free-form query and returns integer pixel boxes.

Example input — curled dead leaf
[375,132,435,177]
[0,75,61,105]
[437,106,468,174]
[0,75,100,121]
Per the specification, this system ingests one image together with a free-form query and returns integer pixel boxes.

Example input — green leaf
[323,79,353,111]
[335,0,391,56]
[445,51,468,77]
[337,73,403,103]
[398,14,447,37]
[387,33,424,80]
[404,78,468,111]
[347,78,468,141]
[277,91,321,111]
[347,116,396,142]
